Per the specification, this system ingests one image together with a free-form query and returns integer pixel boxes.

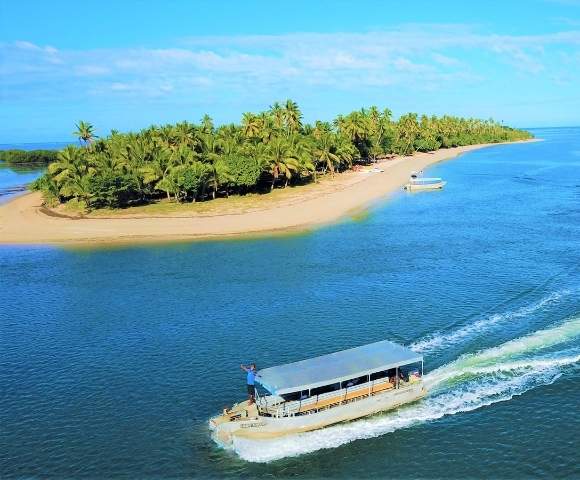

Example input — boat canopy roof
[411,177,442,183]
[256,340,422,395]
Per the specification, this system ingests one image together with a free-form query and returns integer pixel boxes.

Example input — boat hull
[210,382,426,445]
[404,181,447,191]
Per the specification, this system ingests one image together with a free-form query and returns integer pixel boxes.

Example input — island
[0,101,534,245]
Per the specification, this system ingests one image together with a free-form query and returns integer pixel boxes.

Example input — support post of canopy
[255,389,261,415]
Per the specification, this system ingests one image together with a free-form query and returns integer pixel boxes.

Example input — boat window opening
[340,374,369,389]
[281,389,310,402]
[398,362,423,383]
[281,392,299,402]
[370,370,387,381]
[370,368,396,381]
[311,382,341,397]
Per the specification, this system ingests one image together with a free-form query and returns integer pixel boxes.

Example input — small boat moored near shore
[210,339,426,445]
[404,171,447,191]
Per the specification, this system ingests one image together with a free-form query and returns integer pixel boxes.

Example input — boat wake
[410,289,574,354]
[230,316,580,463]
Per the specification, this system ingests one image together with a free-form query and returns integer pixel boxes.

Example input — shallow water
[0,164,43,203]
[0,142,68,203]
[0,128,579,478]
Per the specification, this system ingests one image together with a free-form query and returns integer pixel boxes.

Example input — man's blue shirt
[247,370,256,385]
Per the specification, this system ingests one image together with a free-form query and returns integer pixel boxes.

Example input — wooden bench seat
[372,381,394,394]
[298,382,395,413]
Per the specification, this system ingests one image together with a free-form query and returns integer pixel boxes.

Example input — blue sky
[1,0,580,142]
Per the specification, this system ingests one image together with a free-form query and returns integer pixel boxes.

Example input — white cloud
[75,65,110,76]
[491,44,545,74]
[432,53,460,66]
[1,26,579,102]
[393,57,432,72]
[110,82,132,91]
[14,40,47,51]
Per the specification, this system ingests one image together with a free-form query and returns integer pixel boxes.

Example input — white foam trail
[411,289,573,354]
[425,354,580,387]
[426,316,580,387]
[229,317,580,463]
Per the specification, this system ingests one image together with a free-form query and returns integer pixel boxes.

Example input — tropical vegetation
[0,149,58,165]
[31,101,533,209]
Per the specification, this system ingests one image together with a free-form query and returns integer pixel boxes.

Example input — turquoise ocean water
[0,129,579,478]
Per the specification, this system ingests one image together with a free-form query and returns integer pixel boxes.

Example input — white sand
[0,141,536,246]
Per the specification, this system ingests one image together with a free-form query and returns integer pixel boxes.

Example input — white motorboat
[404,171,446,190]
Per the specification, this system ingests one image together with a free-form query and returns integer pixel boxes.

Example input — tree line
[0,149,58,165]
[32,102,533,209]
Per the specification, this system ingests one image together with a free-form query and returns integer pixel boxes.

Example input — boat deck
[258,377,420,418]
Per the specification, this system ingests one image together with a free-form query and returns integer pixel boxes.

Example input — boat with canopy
[210,339,426,444]
[404,170,447,191]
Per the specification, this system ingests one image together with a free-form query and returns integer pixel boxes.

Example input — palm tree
[241,112,261,139]
[216,135,239,156]
[335,137,356,170]
[156,124,179,149]
[262,137,300,189]
[73,121,97,147]
[395,113,420,155]
[287,134,315,181]
[314,134,340,175]
[206,157,233,199]
[174,121,197,149]
[312,121,331,140]
[58,174,93,206]
[201,114,214,134]
[201,133,221,163]
[269,102,285,131]
[258,112,275,143]
[94,150,128,174]
[283,99,302,135]
[48,146,90,179]
[342,112,368,143]
[33,101,531,209]
[155,174,179,201]
[48,146,94,204]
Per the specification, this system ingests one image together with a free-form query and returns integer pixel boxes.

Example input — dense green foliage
[0,149,58,165]
[32,101,533,209]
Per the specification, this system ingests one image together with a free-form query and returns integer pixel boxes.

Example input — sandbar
[0,140,537,246]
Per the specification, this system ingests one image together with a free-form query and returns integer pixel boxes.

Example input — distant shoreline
[0,139,539,246]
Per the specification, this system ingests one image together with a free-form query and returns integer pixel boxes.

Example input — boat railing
[256,393,285,413]
[264,377,413,418]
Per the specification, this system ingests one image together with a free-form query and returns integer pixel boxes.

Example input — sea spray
[229,316,580,463]
[411,289,574,354]
[429,315,580,377]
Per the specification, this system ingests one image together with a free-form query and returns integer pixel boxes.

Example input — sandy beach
[0,141,535,245]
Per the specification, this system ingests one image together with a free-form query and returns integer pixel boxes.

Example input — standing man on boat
[240,363,260,405]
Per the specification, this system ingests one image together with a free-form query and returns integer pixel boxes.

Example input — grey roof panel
[256,340,422,395]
